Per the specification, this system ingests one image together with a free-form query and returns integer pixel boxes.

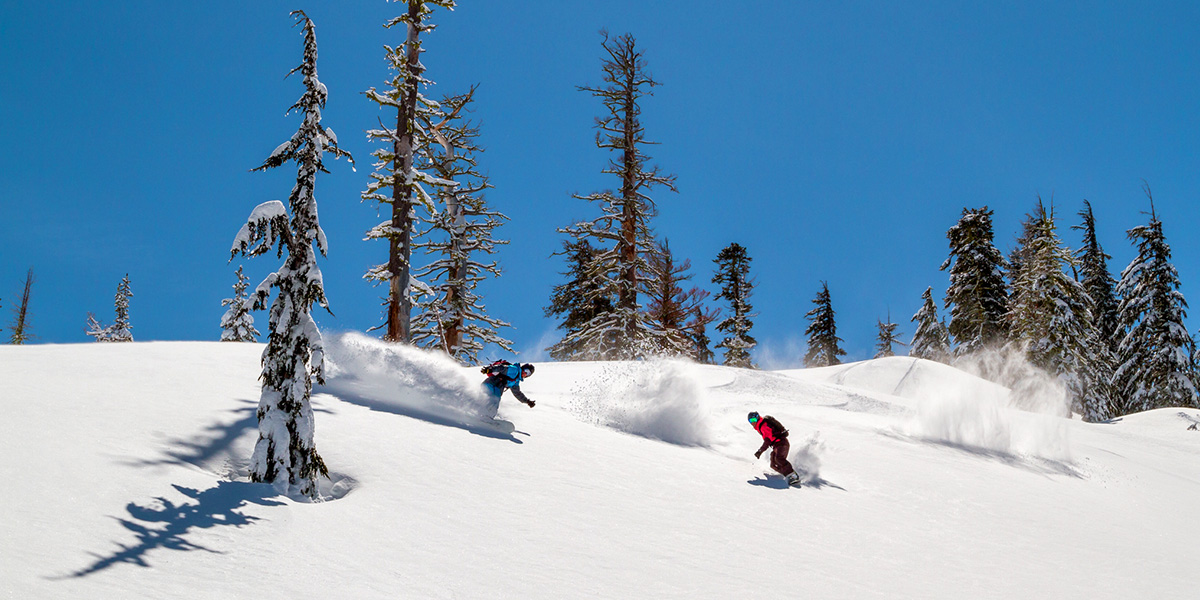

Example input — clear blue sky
[3,1,1200,366]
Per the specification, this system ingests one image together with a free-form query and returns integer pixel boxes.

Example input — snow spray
[567,359,716,447]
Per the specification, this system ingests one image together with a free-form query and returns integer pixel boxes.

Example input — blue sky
[3,1,1200,366]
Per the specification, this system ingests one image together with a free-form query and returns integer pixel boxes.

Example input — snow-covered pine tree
[941,206,1010,355]
[874,312,903,359]
[1007,200,1114,421]
[551,32,678,360]
[9,268,34,344]
[1072,200,1122,354]
[106,274,134,342]
[362,0,456,343]
[1114,186,1198,413]
[231,11,352,499]
[910,287,951,363]
[545,238,616,360]
[410,90,513,363]
[220,265,259,342]
[804,281,846,367]
[713,242,757,368]
[687,304,720,365]
[644,239,705,357]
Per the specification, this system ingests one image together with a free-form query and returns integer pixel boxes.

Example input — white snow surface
[2,343,1198,599]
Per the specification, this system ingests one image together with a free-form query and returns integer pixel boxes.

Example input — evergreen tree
[874,312,903,359]
[87,275,134,343]
[941,207,1009,355]
[1007,200,1114,421]
[1072,200,1122,354]
[644,239,704,357]
[687,304,720,365]
[108,274,134,342]
[231,11,351,499]
[1114,186,1197,413]
[363,0,456,343]
[712,243,757,368]
[551,32,677,360]
[220,265,260,342]
[410,91,513,363]
[910,287,951,362]
[804,281,845,367]
[545,238,615,360]
[9,268,33,344]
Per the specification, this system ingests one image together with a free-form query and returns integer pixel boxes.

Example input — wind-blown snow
[3,343,1199,599]
[566,359,716,447]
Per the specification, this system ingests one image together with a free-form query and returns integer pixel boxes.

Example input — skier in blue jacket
[480,361,536,417]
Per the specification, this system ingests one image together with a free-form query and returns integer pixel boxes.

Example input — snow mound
[566,359,716,447]
[320,332,494,427]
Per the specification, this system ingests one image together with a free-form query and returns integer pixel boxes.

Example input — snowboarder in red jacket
[749,411,801,486]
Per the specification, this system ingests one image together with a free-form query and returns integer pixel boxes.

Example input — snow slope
[2,340,1198,599]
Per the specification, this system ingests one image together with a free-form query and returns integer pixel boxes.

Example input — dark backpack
[481,359,511,376]
[762,415,788,439]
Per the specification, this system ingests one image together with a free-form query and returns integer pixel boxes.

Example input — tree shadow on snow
[323,388,524,443]
[123,399,335,476]
[53,481,284,579]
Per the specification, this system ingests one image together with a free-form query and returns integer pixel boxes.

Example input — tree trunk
[386,0,423,344]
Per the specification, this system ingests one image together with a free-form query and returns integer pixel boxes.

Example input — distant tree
[545,238,615,360]
[644,239,704,357]
[552,31,678,360]
[712,242,757,368]
[874,312,903,359]
[1007,200,1114,421]
[1114,185,1197,413]
[108,274,134,342]
[231,11,352,499]
[220,266,259,342]
[410,90,513,363]
[910,287,951,362]
[804,281,845,367]
[941,207,1009,355]
[86,275,134,342]
[9,268,34,344]
[1072,200,1122,354]
[362,0,457,343]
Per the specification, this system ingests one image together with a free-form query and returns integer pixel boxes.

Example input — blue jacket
[483,363,533,405]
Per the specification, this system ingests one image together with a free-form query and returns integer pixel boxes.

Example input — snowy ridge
[3,343,1199,599]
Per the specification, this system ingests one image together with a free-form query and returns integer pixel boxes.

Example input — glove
[524,399,536,408]
[754,450,763,459]
[480,366,489,374]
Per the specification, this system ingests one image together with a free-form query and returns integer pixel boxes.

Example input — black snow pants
[770,439,795,477]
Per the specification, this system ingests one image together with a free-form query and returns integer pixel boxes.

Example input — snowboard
[479,418,515,434]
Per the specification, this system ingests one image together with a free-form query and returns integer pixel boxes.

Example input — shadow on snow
[321,387,525,443]
[55,481,284,579]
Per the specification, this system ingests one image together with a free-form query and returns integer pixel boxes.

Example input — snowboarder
[480,360,536,417]
[749,411,801,486]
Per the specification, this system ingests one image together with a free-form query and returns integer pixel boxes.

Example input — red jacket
[754,419,785,443]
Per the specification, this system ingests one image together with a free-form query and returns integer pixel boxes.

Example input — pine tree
[545,238,616,360]
[220,265,260,342]
[362,0,456,343]
[804,281,845,367]
[713,243,757,368]
[85,313,107,341]
[231,11,351,499]
[1007,200,1114,421]
[9,268,33,344]
[941,206,1009,355]
[108,274,134,342]
[910,287,951,362]
[1114,185,1197,413]
[1072,200,1121,354]
[874,312,903,359]
[551,32,678,360]
[644,239,705,357]
[411,90,513,363]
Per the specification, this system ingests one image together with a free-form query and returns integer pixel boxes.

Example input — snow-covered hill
[2,339,1198,599]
